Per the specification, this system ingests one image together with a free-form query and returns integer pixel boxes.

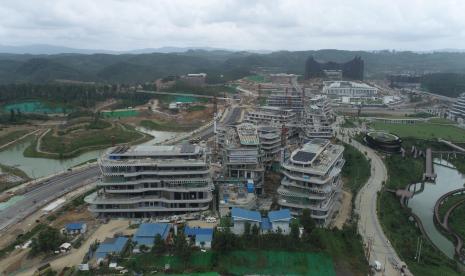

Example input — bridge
[423,148,437,181]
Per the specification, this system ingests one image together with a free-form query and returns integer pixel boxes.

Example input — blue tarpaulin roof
[231,207,262,222]
[133,223,170,246]
[95,237,128,259]
[196,234,213,243]
[184,226,214,236]
[268,209,291,222]
[65,222,86,231]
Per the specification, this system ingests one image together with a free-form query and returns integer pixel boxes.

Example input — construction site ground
[332,190,352,229]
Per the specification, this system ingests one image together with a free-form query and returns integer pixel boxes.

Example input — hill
[2,49,465,84]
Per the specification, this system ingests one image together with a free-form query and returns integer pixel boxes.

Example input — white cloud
[0,0,464,51]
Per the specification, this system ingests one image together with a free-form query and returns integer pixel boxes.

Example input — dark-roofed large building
[305,56,364,80]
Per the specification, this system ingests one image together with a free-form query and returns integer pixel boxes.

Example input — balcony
[85,192,212,205]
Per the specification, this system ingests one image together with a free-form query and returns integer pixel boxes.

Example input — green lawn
[245,75,266,83]
[438,193,465,220]
[25,124,148,158]
[0,130,29,147]
[449,204,465,244]
[428,117,457,124]
[370,122,465,142]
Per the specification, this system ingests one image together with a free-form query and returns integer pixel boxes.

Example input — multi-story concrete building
[257,126,282,164]
[277,139,344,226]
[323,81,378,97]
[266,91,304,112]
[450,93,465,120]
[85,144,213,218]
[217,123,265,194]
[301,95,334,139]
[244,106,296,126]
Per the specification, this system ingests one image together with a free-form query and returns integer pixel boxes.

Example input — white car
[205,217,217,223]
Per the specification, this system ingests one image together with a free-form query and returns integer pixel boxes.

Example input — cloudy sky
[1,0,465,51]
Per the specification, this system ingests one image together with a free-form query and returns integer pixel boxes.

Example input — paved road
[0,166,99,232]
[193,106,242,140]
[338,129,411,276]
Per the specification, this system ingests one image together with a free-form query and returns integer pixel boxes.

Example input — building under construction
[217,123,265,195]
[278,139,345,226]
[301,95,334,140]
[85,144,214,218]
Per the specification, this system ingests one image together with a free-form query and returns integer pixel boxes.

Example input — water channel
[0,128,184,179]
[407,159,465,259]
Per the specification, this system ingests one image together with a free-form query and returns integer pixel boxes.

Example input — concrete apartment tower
[85,144,213,218]
[277,139,344,226]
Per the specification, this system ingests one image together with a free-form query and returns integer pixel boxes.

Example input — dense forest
[0,83,152,108]
[2,50,465,84]
[421,73,465,98]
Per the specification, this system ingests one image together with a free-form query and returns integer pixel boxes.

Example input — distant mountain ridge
[0,44,250,55]
[1,48,465,84]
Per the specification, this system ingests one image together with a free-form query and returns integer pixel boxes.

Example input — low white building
[231,207,262,235]
[268,209,292,234]
[65,222,87,235]
[323,81,378,97]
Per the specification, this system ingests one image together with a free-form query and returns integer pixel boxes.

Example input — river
[407,159,465,259]
[0,128,184,179]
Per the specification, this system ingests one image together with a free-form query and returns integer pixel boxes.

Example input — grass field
[378,154,461,276]
[124,250,335,276]
[428,117,457,124]
[438,194,465,220]
[0,130,29,147]
[449,204,465,245]
[370,122,465,142]
[245,75,266,83]
[25,124,148,158]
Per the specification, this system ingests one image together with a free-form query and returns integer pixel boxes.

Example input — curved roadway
[0,166,99,232]
[338,128,410,276]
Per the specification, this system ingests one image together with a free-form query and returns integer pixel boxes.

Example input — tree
[251,224,260,236]
[173,232,191,263]
[290,221,300,241]
[139,244,149,253]
[152,234,166,255]
[244,222,251,237]
[300,209,316,235]
[30,226,64,256]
